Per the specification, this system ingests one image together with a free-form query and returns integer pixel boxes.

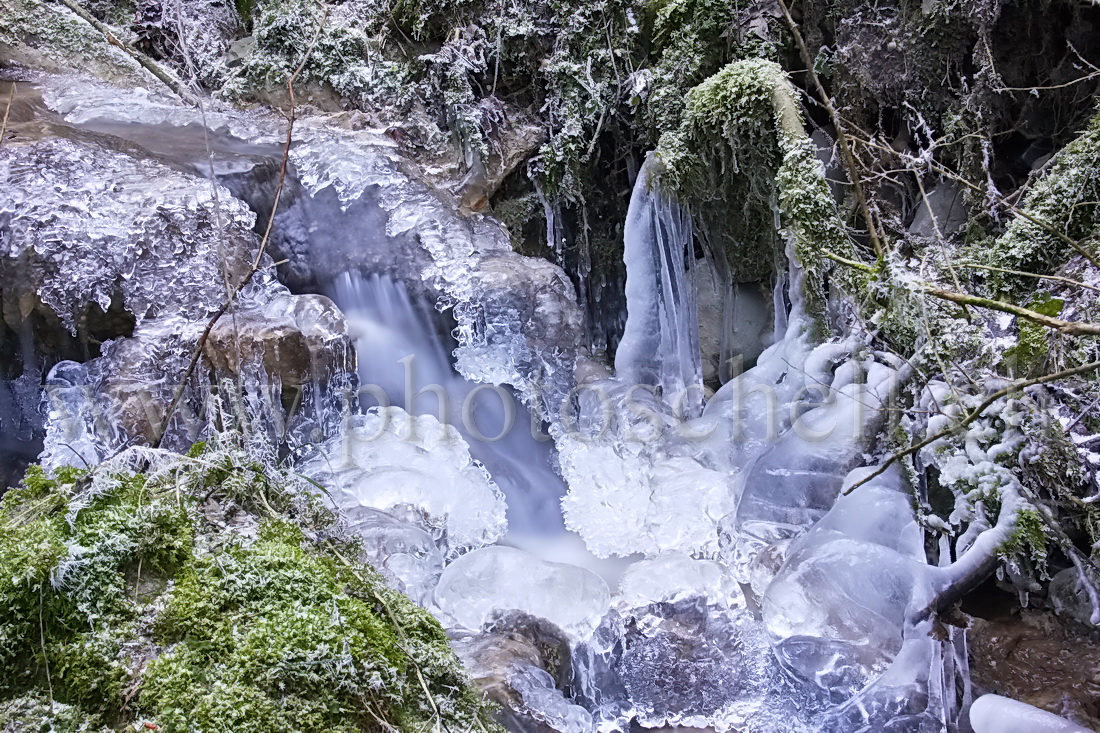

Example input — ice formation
[615,154,702,413]
[299,408,508,557]
[9,74,1078,733]
[434,546,611,638]
[970,694,1094,733]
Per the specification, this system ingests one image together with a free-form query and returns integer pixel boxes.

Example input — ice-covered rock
[434,546,610,638]
[289,129,585,413]
[618,553,737,609]
[452,611,591,733]
[0,135,258,332]
[970,694,1095,733]
[299,408,507,556]
[761,467,932,698]
[616,597,811,732]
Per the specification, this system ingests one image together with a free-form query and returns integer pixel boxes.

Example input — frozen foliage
[434,545,611,638]
[970,694,1094,733]
[299,408,507,557]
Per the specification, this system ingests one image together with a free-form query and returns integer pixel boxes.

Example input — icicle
[614,153,703,415]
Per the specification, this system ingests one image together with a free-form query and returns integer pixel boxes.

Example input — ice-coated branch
[913,481,1023,623]
[846,359,1100,494]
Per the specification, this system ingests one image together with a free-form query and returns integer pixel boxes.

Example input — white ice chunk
[299,408,507,556]
[970,695,1094,733]
[618,552,738,608]
[433,546,610,639]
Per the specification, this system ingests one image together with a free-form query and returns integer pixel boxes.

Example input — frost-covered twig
[919,285,1100,336]
[0,82,13,149]
[153,15,327,447]
[852,134,1100,270]
[776,0,885,258]
[956,262,1100,293]
[913,480,1024,624]
[846,359,1100,494]
[52,0,199,105]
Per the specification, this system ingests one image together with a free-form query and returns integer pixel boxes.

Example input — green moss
[657,59,859,321]
[1003,293,1064,376]
[0,446,498,732]
[999,507,1050,574]
[969,110,1100,292]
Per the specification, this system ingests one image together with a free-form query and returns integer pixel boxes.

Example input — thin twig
[957,262,1100,293]
[845,359,1100,494]
[824,247,1100,336]
[154,10,328,447]
[53,0,198,105]
[0,82,14,149]
[852,134,1100,270]
[776,0,885,258]
[154,79,297,447]
[821,249,874,273]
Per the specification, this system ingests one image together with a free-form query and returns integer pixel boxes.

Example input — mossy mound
[657,59,861,319]
[0,441,499,732]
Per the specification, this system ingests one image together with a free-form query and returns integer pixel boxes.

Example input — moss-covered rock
[968,110,1100,293]
[0,441,499,732]
[657,58,860,319]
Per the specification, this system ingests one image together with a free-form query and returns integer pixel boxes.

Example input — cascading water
[7,74,1091,733]
[327,270,566,537]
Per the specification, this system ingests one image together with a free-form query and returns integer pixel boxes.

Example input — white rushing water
[327,271,567,538]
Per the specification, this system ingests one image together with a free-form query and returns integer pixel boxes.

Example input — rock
[453,611,589,733]
[0,0,164,88]
[968,608,1100,729]
[617,597,784,730]
[908,182,968,238]
[204,293,352,389]
[1049,567,1100,627]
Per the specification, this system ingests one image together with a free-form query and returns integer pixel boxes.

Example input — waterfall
[328,271,567,538]
[614,154,702,414]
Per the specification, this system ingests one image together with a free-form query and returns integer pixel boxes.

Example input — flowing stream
[3,74,1089,733]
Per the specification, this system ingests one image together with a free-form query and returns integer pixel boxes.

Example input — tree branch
[920,284,1100,336]
[776,0,885,259]
[153,77,298,447]
[845,359,1100,495]
[53,0,199,105]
